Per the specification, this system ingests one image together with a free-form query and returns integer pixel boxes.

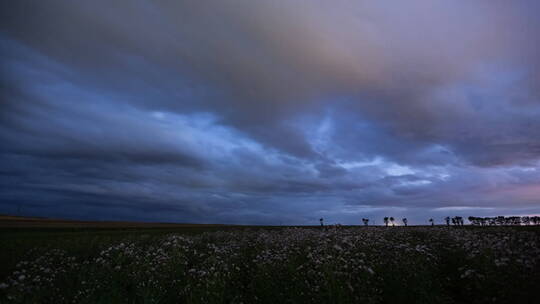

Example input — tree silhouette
[383,217,389,227]
[362,218,369,226]
[445,216,450,226]
[389,217,395,227]
[402,218,408,227]
[319,218,324,227]
[429,218,434,226]
[450,216,459,226]
[468,216,480,225]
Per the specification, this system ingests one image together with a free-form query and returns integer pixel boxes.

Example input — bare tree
[402,218,408,227]
[450,216,463,226]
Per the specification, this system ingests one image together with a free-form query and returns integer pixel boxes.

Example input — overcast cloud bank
[1,1,540,224]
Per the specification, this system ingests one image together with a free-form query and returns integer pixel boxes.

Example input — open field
[0,215,239,229]
[0,216,261,280]
[1,217,540,304]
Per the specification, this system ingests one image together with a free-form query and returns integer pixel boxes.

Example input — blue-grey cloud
[1,1,540,224]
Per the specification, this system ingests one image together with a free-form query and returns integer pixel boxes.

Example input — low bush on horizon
[1,227,539,303]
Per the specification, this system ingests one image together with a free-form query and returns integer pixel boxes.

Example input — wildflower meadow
[1,226,539,303]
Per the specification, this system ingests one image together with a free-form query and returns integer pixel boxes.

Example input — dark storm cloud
[1,1,540,224]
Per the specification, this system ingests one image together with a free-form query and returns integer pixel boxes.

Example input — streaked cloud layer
[1,0,540,224]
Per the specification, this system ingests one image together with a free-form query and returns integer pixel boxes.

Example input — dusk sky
[1,1,540,225]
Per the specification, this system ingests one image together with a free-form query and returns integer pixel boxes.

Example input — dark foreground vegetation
[1,223,539,304]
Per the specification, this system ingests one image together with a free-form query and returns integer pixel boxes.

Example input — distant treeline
[467,216,540,226]
[351,216,540,227]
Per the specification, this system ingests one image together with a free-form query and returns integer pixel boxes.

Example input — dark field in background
[1,216,539,304]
